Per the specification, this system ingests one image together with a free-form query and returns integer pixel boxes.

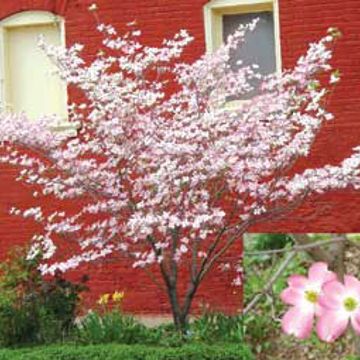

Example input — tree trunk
[166,283,184,331]
[181,282,199,329]
[329,234,346,280]
[163,275,199,333]
[291,234,335,264]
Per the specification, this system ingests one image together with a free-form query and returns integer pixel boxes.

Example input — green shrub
[241,314,273,354]
[250,233,293,251]
[191,311,244,343]
[150,323,185,347]
[76,308,246,347]
[76,310,159,345]
[0,247,88,347]
[0,343,254,360]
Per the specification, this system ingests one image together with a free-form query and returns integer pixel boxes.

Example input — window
[204,0,282,98]
[0,11,75,133]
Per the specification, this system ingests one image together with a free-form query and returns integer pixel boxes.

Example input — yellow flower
[97,293,110,305]
[112,291,125,302]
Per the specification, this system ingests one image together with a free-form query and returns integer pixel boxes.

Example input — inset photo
[243,233,360,360]
[1,0,360,359]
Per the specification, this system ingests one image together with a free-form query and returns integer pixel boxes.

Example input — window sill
[224,99,250,110]
[50,121,81,137]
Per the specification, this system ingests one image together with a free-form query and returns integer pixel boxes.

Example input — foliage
[75,310,157,345]
[0,343,254,360]
[0,247,88,347]
[241,311,272,355]
[244,235,308,304]
[250,233,293,251]
[191,311,244,343]
[149,323,187,348]
[0,262,253,350]
[76,290,164,345]
[76,305,246,347]
[243,235,309,354]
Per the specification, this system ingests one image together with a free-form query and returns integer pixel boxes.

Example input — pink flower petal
[309,262,336,284]
[316,310,349,342]
[280,287,304,306]
[351,311,360,335]
[319,280,346,310]
[344,275,360,299]
[281,306,314,339]
[288,274,308,289]
[315,303,326,317]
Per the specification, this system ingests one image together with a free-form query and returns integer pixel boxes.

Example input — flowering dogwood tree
[0,17,359,330]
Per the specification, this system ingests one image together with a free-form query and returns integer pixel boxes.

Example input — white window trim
[203,0,282,74]
[0,11,78,136]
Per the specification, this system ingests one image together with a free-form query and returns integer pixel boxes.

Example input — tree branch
[245,236,348,256]
[243,251,297,315]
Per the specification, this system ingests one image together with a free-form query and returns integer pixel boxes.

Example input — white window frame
[0,11,78,135]
[203,0,282,74]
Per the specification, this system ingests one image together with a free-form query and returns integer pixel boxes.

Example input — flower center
[305,290,318,304]
[344,297,358,312]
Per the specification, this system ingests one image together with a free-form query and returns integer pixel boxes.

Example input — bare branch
[243,251,296,315]
[245,236,348,256]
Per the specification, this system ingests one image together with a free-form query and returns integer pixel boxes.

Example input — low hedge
[0,343,254,360]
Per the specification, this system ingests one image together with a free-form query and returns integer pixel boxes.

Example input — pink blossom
[281,262,336,339]
[317,275,360,342]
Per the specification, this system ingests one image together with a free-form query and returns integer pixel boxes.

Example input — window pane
[5,24,67,119]
[223,11,276,97]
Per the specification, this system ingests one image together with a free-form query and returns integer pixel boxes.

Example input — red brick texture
[0,0,359,315]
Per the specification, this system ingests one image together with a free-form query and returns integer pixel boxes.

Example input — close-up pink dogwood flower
[280,262,337,339]
[317,275,360,342]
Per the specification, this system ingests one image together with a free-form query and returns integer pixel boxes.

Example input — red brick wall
[0,0,360,315]
[256,0,360,234]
